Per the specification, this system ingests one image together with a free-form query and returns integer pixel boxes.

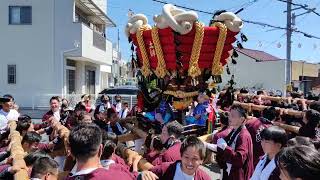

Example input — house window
[67,69,76,94]
[67,59,76,67]
[7,65,16,84]
[9,6,32,25]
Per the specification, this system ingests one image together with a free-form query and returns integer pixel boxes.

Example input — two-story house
[0,0,115,108]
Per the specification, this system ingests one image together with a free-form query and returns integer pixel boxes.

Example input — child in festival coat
[216,105,254,180]
[150,121,183,166]
[144,135,163,163]
[140,136,211,180]
[186,94,209,126]
[101,131,130,170]
[250,126,287,180]
[246,107,274,166]
[100,139,140,173]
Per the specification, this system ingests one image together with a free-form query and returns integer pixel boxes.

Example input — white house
[0,0,115,108]
[221,48,287,94]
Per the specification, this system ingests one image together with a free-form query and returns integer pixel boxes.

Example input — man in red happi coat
[216,105,254,180]
[65,124,137,180]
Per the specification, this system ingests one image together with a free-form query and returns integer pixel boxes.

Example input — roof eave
[79,0,116,27]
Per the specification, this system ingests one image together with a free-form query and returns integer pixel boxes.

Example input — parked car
[96,86,138,109]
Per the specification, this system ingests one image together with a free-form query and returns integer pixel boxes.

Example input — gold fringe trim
[164,90,199,98]
[188,22,204,78]
[137,25,152,77]
[152,26,167,78]
[173,98,193,110]
[211,22,228,75]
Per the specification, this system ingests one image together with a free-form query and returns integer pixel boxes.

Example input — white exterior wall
[54,0,82,97]
[221,53,286,94]
[81,24,109,64]
[54,0,112,95]
[75,61,86,94]
[105,39,113,66]
[0,0,114,108]
[95,65,101,94]
[0,0,55,107]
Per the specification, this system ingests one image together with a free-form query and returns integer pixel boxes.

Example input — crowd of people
[0,90,319,180]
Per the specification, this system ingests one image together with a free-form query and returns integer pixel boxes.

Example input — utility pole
[286,0,292,86]
[117,28,120,52]
[284,0,316,92]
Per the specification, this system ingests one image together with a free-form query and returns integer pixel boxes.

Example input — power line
[227,0,260,11]
[265,33,287,48]
[276,0,320,16]
[151,0,320,40]
[294,0,320,25]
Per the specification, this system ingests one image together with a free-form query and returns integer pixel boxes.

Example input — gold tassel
[211,22,228,76]
[188,22,204,79]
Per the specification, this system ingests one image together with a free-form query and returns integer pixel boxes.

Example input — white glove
[217,138,227,150]
[205,142,218,152]
[212,129,219,136]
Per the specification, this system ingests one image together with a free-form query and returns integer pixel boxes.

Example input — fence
[31,94,97,110]
[31,94,137,110]
[95,94,137,110]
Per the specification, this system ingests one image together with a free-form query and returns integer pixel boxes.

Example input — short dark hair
[102,131,118,145]
[309,101,320,112]
[180,136,206,160]
[230,104,247,119]
[101,140,116,159]
[262,107,277,121]
[18,114,31,121]
[76,111,92,124]
[69,124,102,162]
[166,121,183,138]
[290,92,303,99]
[22,131,41,145]
[287,136,315,149]
[276,145,320,180]
[31,157,58,178]
[74,103,86,112]
[257,91,264,95]
[16,115,32,134]
[260,126,287,146]
[252,110,261,118]
[219,112,229,126]
[100,94,110,101]
[3,94,14,101]
[151,135,163,151]
[106,108,117,118]
[240,88,249,94]
[24,150,51,166]
[305,109,320,127]
[50,96,60,103]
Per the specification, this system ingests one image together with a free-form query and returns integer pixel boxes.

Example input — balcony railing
[93,31,106,51]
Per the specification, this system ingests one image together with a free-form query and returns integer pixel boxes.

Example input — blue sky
[106,0,320,63]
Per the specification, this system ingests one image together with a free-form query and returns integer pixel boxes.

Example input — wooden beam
[233,101,304,118]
